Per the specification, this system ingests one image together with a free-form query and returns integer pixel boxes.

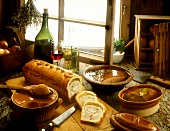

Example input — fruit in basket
[0,48,10,56]
[0,40,8,49]
[9,45,21,53]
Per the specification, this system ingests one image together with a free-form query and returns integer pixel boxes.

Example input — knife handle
[39,122,55,131]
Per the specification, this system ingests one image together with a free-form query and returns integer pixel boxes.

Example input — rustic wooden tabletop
[0,60,169,131]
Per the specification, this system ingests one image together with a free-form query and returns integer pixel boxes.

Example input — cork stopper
[44,8,48,13]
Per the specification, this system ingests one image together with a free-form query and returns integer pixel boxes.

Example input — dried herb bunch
[11,0,42,30]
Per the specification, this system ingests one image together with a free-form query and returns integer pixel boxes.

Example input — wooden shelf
[140,48,153,51]
[134,15,170,70]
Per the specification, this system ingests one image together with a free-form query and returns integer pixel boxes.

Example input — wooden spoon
[0,84,53,97]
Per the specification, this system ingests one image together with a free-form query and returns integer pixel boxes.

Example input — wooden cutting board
[6,77,118,131]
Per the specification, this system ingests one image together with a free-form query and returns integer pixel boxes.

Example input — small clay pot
[9,87,62,123]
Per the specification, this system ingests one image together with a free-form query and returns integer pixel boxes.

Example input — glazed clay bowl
[110,113,160,131]
[118,84,163,117]
[9,87,62,123]
[83,65,133,92]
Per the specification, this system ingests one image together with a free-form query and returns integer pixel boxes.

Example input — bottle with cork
[35,8,54,63]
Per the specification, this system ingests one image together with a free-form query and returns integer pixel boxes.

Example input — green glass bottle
[35,8,54,63]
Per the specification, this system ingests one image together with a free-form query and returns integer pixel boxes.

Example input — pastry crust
[81,101,106,124]
[22,59,82,102]
[75,91,98,109]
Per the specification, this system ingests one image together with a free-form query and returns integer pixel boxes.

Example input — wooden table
[0,61,170,131]
[4,77,118,131]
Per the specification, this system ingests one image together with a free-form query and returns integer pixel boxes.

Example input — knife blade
[40,104,78,131]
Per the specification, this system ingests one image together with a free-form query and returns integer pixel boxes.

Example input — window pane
[25,0,107,57]
[25,20,58,43]
[65,0,107,22]
[64,22,105,56]
[33,0,58,16]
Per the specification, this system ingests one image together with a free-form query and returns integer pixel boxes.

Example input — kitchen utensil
[40,104,78,131]
[0,84,53,97]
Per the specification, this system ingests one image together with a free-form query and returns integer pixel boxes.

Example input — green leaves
[11,0,41,30]
[113,38,125,53]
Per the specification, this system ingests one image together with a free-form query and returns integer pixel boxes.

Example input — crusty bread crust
[22,59,82,102]
[80,101,106,124]
[75,91,98,108]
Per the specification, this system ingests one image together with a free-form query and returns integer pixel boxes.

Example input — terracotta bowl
[83,65,133,92]
[9,87,62,123]
[118,84,163,117]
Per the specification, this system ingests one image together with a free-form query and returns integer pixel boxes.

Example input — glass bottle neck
[41,13,49,28]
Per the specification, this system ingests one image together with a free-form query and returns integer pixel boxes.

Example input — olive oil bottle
[35,8,54,63]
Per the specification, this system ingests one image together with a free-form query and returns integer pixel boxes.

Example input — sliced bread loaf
[75,91,98,108]
[81,101,106,124]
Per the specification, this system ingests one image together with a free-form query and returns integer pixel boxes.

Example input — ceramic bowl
[118,84,163,117]
[110,113,160,131]
[83,65,133,92]
[9,87,62,123]
[113,52,125,63]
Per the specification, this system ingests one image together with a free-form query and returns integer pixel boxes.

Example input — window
[25,0,119,64]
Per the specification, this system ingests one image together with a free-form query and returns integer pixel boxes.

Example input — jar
[63,47,79,73]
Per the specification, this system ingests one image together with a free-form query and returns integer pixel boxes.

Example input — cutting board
[6,77,118,131]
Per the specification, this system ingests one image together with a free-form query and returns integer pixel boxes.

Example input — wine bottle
[35,8,54,63]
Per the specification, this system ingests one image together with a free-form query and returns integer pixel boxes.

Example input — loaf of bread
[22,59,82,103]
[81,101,106,124]
[75,91,98,109]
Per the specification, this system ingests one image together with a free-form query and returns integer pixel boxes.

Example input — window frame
[58,0,115,65]
[23,0,117,65]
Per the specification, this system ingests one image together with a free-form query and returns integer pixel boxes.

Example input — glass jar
[63,47,79,73]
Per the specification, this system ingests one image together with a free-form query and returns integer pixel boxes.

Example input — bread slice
[75,91,98,108]
[81,101,106,124]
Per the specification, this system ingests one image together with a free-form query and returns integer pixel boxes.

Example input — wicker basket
[0,26,34,76]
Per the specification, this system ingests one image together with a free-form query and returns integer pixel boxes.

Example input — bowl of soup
[118,84,163,117]
[83,65,133,92]
[9,86,62,123]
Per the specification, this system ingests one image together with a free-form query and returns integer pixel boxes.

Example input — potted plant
[113,38,125,63]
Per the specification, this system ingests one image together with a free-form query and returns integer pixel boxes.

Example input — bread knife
[40,104,78,131]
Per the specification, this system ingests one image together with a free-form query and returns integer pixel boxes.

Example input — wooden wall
[0,0,20,28]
